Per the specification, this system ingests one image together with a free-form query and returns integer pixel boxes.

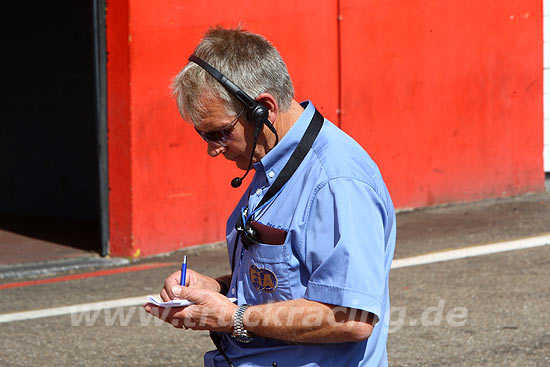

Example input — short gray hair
[171,26,294,125]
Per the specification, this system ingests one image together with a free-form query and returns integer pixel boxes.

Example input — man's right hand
[159,268,220,302]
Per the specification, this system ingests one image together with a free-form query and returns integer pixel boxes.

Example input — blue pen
[180,255,187,286]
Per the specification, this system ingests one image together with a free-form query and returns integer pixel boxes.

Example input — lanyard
[256,107,324,208]
[217,107,326,367]
[230,107,325,274]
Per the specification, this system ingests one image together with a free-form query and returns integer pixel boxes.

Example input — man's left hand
[144,286,238,333]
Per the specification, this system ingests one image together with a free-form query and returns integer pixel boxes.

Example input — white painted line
[544,94,550,121]
[546,15,550,41]
[545,146,550,172]
[1,235,549,324]
[391,234,550,269]
[0,296,147,324]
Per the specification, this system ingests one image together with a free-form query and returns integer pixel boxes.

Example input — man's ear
[255,92,279,123]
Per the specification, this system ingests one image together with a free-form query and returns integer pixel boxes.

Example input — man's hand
[159,268,220,302]
[144,286,238,333]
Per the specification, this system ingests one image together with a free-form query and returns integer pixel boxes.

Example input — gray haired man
[145,27,396,367]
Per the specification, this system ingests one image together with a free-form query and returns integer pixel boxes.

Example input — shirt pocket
[242,241,292,304]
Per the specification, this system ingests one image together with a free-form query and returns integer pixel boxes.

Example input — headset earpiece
[189,54,269,127]
[250,104,269,127]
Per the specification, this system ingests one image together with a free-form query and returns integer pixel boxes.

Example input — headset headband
[188,54,280,139]
[188,55,259,113]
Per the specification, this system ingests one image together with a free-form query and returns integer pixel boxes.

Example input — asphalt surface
[1,192,549,366]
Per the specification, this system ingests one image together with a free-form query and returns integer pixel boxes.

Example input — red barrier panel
[106,0,133,256]
[108,1,339,256]
[107,0,544,256]
[340,0,544,208]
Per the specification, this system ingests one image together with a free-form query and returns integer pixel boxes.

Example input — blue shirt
[205,101,396,367]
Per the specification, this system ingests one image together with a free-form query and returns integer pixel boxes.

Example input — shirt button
[256,188,262,195]
[268,171,275,178]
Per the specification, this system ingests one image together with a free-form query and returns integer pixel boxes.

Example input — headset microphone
[231,177,243,188]
[231,123,263,187]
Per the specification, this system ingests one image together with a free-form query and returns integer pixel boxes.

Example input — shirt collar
[253,101,316,185]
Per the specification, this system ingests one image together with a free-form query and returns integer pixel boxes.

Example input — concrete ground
[0,216,100,266]
[0,191,549,366]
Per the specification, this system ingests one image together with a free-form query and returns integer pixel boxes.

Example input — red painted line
[0,262,179,290]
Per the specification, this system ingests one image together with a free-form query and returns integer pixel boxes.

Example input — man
[145,27,396,367]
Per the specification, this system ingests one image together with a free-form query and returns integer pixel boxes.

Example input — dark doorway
[0,1,106,262]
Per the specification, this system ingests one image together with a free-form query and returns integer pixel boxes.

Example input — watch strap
[232,304,253,343]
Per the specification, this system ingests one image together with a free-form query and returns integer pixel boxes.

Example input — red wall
[340,0,544,207]
[107,0,544,257]
[106,0,133,256]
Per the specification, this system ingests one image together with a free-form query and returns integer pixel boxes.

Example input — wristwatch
[232,304,253,343]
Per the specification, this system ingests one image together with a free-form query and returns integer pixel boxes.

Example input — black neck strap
[230,106,325,272]
[256,107,324,208]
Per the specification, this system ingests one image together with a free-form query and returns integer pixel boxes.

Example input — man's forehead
[194,96,226,123]
[195,101,238,132]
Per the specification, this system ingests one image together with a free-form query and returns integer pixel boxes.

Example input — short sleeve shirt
[204,101,396,367]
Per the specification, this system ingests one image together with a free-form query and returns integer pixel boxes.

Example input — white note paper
[146,295,237,308]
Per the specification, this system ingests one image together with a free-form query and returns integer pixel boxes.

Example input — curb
[0,256,130,280]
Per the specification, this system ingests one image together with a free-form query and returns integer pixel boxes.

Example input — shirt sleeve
[302,177,388,318]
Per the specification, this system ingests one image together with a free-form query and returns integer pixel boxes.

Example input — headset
[188,55,279,187]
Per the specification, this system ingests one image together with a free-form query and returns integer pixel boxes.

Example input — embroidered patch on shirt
[249,264,278,293]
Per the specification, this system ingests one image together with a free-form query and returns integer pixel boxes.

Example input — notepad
[146,295,238,308]
[146,295,193,308]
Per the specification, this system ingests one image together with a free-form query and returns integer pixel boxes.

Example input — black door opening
[0,1,107,262]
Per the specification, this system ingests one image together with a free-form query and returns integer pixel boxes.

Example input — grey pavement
[0,191,549,366]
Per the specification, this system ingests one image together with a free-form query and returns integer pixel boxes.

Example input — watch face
[233,333,253,343]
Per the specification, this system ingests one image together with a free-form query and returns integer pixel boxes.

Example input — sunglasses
[194,109,245,146]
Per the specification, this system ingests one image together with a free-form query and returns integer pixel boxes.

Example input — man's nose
[207,142,226,157]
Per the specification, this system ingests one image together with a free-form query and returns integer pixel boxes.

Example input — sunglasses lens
[195,127,227,144]
[241,227,260,249]
[201,129,225,142]
[196,109,244,144]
